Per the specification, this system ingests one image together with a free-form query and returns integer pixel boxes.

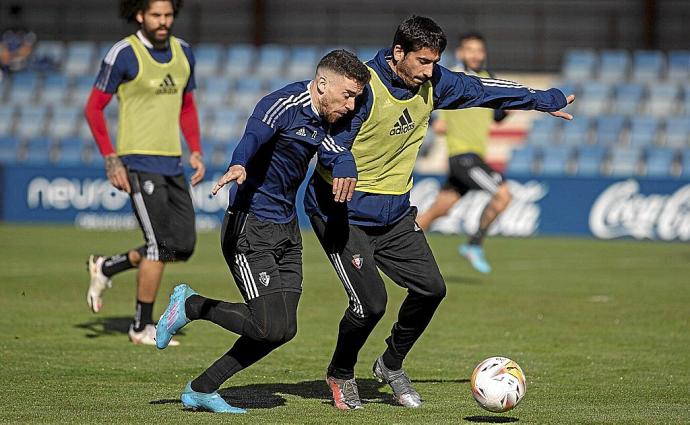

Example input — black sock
[469,227,488,246]
[133,299,154,332]
[101,252,135,277]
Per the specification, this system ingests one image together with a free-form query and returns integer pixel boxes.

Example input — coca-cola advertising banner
[412,174,690,241]
[1,164,689,241]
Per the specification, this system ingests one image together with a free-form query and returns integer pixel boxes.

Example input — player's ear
[393,45,405,63]
[317,75,327,95]
[136,10,144,24]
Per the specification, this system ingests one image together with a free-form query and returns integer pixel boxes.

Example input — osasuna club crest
[259,272,270,286]
[352,254,363,270]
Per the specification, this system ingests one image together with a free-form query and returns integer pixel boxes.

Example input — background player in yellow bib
[305,16,574,409]
[83,0,205,345]
[416,32,510,274]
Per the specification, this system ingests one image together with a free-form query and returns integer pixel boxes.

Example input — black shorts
[221,210,303,301]
[309,208,445,319]
[443,153,504,196]
[128,170,196,262]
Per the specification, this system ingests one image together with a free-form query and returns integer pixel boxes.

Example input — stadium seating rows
[511,49,690,178]
[0,41,396,166]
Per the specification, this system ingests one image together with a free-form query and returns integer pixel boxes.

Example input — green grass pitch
[1,224,689,424]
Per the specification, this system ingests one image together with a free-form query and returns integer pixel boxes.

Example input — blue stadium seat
[612,83,644,116]
[576,145,607,176]
[33,40,66,67]
[224,44,255,78]
[632,51,664,82]
[0,105,15,136]
[562,49,596,82]
[41,74,69,105]
[561,116,592,146]
[71,75,95,105]
[506,146,536,175]
[64,41,97,76]
[629,116,659,147]
[194,43,223,77]
[526,118,560,146]
[609,146,640,176]
[647,83,680,116]
[595,115,625,145]
[0,135,20,163]
[598,50,630,82]
[268,77,294,92]
[47,106,80,139]
[645,147,675,177]
[16,105,48,139]
[24,137,53,164]
[287,46,319,79]
[233,77,265,114]
[57,137,85,165]
[209,109,241,141]
[664,117,690,148]
[357,47,380,63]
[577,81,611,116]
[684,84,690,115]
[256,44,289,78]
[681,149,690,177]
[667,51,690,82]
[200,76,232,107]
[8,71,39,104]
[540,146,572,176]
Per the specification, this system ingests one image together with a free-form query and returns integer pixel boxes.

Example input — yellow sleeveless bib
[318,65,434,195]
[116,35,190,156]
[442,69,493,158]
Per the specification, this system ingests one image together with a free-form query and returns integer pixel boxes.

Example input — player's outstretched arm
[211,165,246,196]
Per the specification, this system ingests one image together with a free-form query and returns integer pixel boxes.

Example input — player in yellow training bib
[304,16,575,410]
[416,32,511,274]
[83,0,205,346]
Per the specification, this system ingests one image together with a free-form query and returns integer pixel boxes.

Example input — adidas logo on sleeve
[389,108,415,135]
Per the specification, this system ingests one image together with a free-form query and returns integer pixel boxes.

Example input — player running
[304,16,574,410]
[83,0,205,345]
[155,50,370,413]
[416,32,510,273]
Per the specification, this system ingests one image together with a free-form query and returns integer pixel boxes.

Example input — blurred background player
[155,50,369,413]
[0,4,36,76]
[416,32,510,274]
[83,0,205,345]
[305,16,574,410]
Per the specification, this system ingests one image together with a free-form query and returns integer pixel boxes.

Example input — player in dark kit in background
[83,0,205,345]
[305,16,574,410]
[155,50,370,413]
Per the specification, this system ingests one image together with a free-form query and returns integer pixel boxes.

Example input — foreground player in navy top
[155,49,370,414]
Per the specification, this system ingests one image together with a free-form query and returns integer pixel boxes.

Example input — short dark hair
[392,15,447,55]
[120,0,183,22]
[458,31,486,47]
[317,49,371,86]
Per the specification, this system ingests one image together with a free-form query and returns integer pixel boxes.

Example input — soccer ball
[470,357,526,413]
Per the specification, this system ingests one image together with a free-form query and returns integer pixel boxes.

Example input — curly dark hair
[119,0,183,22]
[317,49,371,86]
[392,15,447,54]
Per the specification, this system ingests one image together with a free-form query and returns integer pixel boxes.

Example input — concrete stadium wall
[0,0,688,71]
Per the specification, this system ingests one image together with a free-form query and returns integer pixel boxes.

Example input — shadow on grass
[150,379,394,409]
[442,273,484,285]
[464,415,519,423]
[74,316,186,339]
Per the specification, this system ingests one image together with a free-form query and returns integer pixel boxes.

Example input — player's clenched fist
[211,165,247,195]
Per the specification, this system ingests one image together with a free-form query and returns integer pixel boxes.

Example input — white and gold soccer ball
[470,357,526,413]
